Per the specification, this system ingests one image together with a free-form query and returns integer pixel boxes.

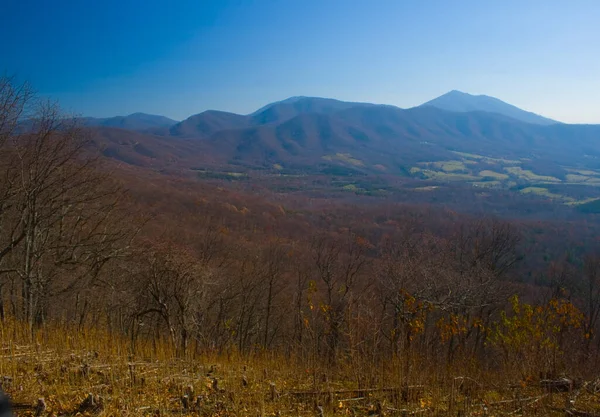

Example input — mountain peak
[420,91,557,125]
[250,96,351,116]
[249,96,375,125]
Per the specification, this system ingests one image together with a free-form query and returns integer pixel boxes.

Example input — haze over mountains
[164,91,560,136]
[89,91,600,193]
[420,90,558,125]
[81,113,178,131]
[83,91,561,133]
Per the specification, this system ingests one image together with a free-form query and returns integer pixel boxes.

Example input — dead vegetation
[1,78,600,416]
[1,318,600,416]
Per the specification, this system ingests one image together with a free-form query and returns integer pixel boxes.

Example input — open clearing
[407,152,600,205]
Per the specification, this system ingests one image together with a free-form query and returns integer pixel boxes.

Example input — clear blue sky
[2,0,599,123]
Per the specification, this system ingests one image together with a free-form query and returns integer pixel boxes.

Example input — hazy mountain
[419,90,557,125]
[91,94,600,180]
[249,96,375,124]
[81,113,178,131]
[170,97,376,138]
[250,96,311,115]
[169,110,251,138]
[168,104,600,174]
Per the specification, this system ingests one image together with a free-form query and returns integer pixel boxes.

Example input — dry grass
[2,318,600,416]
[519,186,574,202]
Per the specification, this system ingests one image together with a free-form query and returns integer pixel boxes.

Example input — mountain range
[87,92,600,193]
[82,90,558,134]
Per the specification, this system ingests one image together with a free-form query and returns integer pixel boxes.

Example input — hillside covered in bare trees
[2,77,600,416]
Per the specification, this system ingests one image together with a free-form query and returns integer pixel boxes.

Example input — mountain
[81,113,178,131]
[198,104,599,171]
[89,95,600,193]
[419,90,557,125]
[250,96,311,116]
[169,97,376,138]
[249,96,375,124]
[169,110,251,138]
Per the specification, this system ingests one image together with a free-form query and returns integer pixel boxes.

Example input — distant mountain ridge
[81,113,178,131]
[249,96,375,117]
[87,91,561,135]
[169,97,378,138]
[419,90,557,125]
[168,92,559,138]
[85,93,600,183]
[169,110,249,138]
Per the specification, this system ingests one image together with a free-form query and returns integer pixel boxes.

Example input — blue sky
[1,0,599,123]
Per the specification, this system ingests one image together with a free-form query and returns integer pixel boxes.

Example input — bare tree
[260,241,287,348]
[133,246,208,355]
[0,77,34,271]
[311,231,368,363]
[0,75,33,146]
[375,229,427,358]
[0,78,138,331]
[291,249,311,351]
[581,253,600,349]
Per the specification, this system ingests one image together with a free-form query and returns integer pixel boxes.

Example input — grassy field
[322,153,365,167]
[407,152,600,204]
[410,167,479,181]
[504,167,561,183]
[193,169,250,180]
[566,168,600,177]
[419,161,469,173]
[192,152,600,206]
[472,181,503,188]
[478,170,509,180]
[519,187,575,202]
[450,151,521,165]
[2,318,600,416]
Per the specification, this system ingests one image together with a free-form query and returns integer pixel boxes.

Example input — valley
[87,93,600,215]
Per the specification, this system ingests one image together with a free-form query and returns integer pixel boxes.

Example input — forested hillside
[2,77,600,416]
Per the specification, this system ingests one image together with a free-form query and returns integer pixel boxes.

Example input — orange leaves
[408,317,425,337]
[354,235,372,249]
[397,289,430,338]
[547,298,584,329]
[472,317,485,330]
[437,314,469,343]
[398,289,428,315]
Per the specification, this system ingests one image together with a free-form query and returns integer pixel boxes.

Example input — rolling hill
[89,126,205,168]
